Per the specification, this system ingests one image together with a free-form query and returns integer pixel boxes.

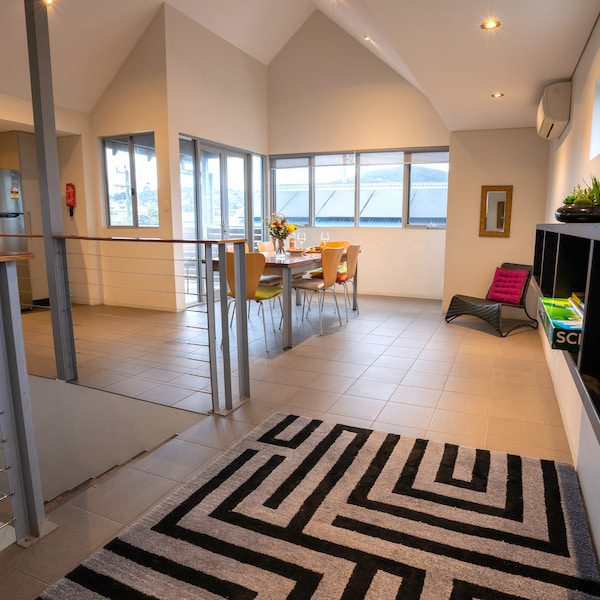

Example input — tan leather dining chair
[256,240,275,252]
[292,247,344,335]
[336,244,360,319]
[226,252,282,352]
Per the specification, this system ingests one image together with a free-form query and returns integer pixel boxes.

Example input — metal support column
[24,0,77,381]
[0,260,45,541]
[233,242,250,403]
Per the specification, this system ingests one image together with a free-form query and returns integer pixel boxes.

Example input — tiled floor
[4,294,572,598]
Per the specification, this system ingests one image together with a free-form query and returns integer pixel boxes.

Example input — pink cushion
[486,268,528,304]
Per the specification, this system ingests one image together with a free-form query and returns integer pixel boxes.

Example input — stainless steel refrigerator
[0,169,33,308]
[0,169,26,253]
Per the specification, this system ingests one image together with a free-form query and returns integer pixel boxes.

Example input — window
[314,154,355,227]
[104,133,159,227]
[407,151,449,227]
[358,152,404,227]
[272,157,310,225]
[271,148,449,228]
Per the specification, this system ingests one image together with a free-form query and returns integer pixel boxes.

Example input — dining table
[212,249,358,349]
[261,250,358,348]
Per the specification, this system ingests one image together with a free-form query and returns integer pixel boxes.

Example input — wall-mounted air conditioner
[536,81,572,140]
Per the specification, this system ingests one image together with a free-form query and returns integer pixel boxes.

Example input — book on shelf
[568,291,585,317]
[538,297,582,352]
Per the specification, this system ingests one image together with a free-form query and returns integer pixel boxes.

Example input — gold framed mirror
[479,185,512,238]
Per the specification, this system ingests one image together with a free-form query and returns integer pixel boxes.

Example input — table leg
[282,269,293,348]
[352,265,359,311]
[296,288,302,306]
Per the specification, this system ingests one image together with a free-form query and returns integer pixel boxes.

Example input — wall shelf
[535,224,600,443]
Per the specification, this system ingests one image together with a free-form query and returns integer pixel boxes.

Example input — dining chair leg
[332,287,342,327]
[268,298,276,332]
[318,290,324,336]
[306,292,313,317]
[301,290,307,321]
[277,295,283,329]
[352,279,359,314]
[229,301,236,328]
[258,301,269,353]
[341,282,349,321]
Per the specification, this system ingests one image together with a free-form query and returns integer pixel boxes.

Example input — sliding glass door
[180,137,266,306]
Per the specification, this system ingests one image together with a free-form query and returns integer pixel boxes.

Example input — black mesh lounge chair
[445,263,538,337]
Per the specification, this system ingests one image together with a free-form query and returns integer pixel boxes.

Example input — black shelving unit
[534,223,600,443]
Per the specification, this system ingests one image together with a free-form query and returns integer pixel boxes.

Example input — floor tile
[131,439,219,482]
[328,395,386,420]
[136,384,195,405]
[376,403,435,429]
[285,389,341,411]
[69,468,176,524]
[0,505,122,585]
[428,409,488,437]
[389,386,441,407]
[179,417,253,449]
[410,359,453,375]
[372,355,415,371]
[437,391,490,415]
[444,376,491,396]
[303,373,356,394]
[104,377,158,397]
[0,563,47,599]
[345,379,398,401]
[400,371,448,391]
[173,391,213,413]
[361,366,407,385]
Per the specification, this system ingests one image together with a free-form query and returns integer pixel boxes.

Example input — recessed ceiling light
[481,18,501,31]
[491,92,505,98]
[363,34,372,42]
[44,0,53,5]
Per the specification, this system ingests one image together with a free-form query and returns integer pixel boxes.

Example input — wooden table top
[0,252,34,263]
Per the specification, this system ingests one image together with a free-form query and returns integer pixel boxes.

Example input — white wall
[268,11,450,299]
[29,376,201,501]
[89,5,177,311]
[164,5,269,309]
[443,128,549,309]
[542,18,600,551]
[545,19,600,220]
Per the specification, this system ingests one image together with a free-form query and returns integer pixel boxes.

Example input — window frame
[179,134,268,245]
[269,147,449,229]
[103,132,159,228]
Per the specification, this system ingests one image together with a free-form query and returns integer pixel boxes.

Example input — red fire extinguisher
[66,183,76,217]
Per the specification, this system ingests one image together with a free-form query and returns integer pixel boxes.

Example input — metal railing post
[233,242,250,402]
[203,243,220,413]
[0,260,46,542]
[217,244,233,410]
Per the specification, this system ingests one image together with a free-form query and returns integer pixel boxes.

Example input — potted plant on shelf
[556,177,600,222]
[265,212,297,257]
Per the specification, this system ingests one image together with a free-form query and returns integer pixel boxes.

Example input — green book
[538,297,582,351]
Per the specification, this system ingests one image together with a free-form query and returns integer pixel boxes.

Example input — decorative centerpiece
[556,178,600,223]
[266,212,297,257]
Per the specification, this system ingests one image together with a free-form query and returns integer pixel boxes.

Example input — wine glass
[296,230,306,249]
[320,231,330,248]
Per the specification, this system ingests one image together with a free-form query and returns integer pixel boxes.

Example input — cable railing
[0,233,251,415]
[0,252,46,546]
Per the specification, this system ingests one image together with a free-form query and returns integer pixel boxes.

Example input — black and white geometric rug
[40,413,600,599]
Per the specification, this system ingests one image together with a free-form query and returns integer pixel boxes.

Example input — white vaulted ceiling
[312,0,600,130]
[0,0,599,130]
[0,0,314,114]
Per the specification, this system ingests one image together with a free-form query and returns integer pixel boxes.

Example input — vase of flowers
[266,212,297,257]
